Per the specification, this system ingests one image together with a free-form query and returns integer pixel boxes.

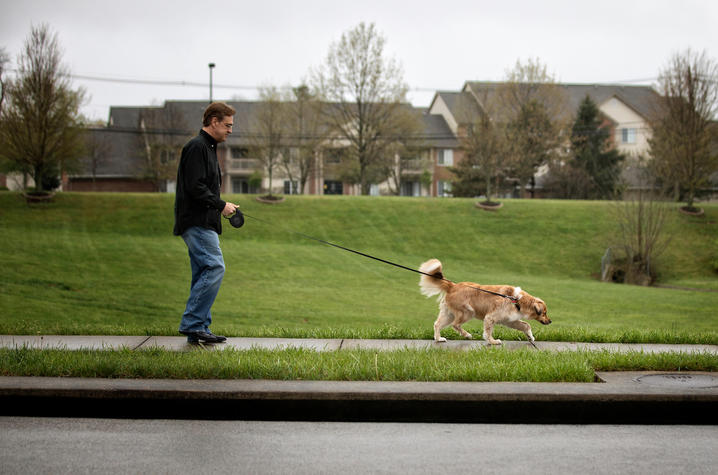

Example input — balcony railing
[230,159,260,170]
[401,159,424,171]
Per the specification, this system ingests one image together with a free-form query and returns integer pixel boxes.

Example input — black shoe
[203,331,227,343]
[180,331,226,343]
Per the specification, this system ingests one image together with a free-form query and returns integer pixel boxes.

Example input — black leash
[239,211,519,305]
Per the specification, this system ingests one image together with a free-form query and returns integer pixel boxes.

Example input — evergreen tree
[570,95,624,199]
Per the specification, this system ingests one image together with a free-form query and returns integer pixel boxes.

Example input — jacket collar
[199,129,218,148]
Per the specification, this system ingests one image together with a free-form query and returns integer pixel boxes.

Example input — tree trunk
[34,165,45,192]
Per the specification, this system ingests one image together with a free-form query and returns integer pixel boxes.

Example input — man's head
[202,102,235,143]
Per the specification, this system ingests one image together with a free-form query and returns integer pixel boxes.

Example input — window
[283,180,299,195]
[437,181,452,197]
[620,128,637,144]
[232,177,259,194]
[232,178,249,194]
[401,181,420,197]
[231,147,249,159]
[160,149,173,165]
[438,149,453,166]
[282,147,298,162]
[325,149,343,164]
[324,180,343,195]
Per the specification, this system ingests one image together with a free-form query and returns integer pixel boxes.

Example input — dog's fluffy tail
[419,259,451,298]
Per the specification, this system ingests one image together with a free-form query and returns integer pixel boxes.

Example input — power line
[4,68,458,94]
[70,73,258,90]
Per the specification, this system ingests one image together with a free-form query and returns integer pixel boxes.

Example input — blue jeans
[179,226,225,335]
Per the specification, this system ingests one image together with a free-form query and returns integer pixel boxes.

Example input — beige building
[426,81,661,196]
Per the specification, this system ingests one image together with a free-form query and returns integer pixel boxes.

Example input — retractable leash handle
[223,209,245,228]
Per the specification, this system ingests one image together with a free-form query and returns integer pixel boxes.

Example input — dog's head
[530,299,551,325]
[518,294,551,325]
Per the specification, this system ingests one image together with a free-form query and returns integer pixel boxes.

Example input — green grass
[1,346,716,382]
[1,192,717,344]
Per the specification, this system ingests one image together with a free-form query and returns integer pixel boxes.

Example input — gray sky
[2,0,716,122]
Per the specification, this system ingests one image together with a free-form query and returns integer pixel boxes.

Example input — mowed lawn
[0,192,716,343]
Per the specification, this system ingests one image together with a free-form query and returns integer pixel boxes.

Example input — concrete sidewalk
[1,334,717,354]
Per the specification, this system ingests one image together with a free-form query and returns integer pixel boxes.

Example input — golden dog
[419,259,551,344]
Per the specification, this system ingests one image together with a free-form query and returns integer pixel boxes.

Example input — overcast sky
[2,0,716,122]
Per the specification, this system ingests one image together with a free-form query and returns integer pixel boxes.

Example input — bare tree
[252,86,286,197]
[311,22,414,195]
[83,126,112,189]
[613,184,672,285]
[0,47,9,114]
[451,88,507,202]
[649,49,718,210]
[284,85,325,194]
[379,106,425,195]
[494,58,569,197]
[138,102,189,191]
[0,24,86,193]
[0,47,9,181]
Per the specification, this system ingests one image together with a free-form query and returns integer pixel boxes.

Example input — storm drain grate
[634,373,718,388]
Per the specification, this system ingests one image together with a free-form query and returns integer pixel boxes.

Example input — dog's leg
[452,304,475,339]
[502,320,535,342]
[482,314,502,345]
[433,306,454,342]
[452,323,473,339]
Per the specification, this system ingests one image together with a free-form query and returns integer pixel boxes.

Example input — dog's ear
[533,303,544,316]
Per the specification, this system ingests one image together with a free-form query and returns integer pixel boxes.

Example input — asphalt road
[1,417,717,474]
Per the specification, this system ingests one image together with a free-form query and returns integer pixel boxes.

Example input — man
[174,102,239,344]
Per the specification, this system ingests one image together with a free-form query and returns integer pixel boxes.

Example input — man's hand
[222,202,239,217]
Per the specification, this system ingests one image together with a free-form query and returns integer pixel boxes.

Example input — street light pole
[208,62,215,103]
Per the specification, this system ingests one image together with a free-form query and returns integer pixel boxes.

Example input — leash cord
[240,211,518,304]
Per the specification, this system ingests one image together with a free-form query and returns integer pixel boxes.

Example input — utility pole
[208,62,215,103]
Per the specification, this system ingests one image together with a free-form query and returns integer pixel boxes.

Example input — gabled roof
[429,91,483,124]
[420,113,459,148]
[109,101,263,137]
[557,84,661,119]
[108,100,456,148]
[463,81,660,121]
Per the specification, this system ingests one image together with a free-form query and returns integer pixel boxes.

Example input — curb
[2,373,717,424]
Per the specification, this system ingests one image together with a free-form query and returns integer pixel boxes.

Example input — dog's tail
[418,259,452,298]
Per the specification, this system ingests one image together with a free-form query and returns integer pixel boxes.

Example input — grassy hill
[0,192,716,343]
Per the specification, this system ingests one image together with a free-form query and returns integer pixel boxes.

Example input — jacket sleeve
[181,142,226,211]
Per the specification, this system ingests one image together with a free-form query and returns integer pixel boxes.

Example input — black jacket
[173,130,227,236]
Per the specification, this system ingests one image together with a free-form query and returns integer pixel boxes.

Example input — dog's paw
[488,339,502,345]
[435,337,447,343]
[464,333,473,340]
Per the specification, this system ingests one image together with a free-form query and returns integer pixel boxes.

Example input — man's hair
[202,102,236,127]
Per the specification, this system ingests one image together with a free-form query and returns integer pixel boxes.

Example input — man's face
[208,115,234,143]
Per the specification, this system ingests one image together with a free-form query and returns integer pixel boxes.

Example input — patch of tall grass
[2,347,716,382]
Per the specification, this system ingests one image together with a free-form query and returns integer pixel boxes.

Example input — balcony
[230,159,260,171]
[401,159,424,174]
